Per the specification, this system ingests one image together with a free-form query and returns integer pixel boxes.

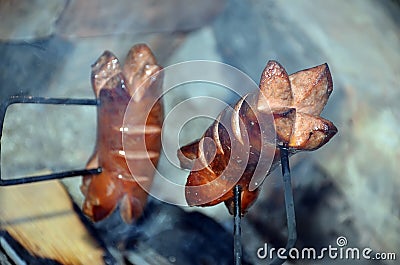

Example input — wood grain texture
[0,181,104,265]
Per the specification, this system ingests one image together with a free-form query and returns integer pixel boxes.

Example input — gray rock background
[1,0,399,264]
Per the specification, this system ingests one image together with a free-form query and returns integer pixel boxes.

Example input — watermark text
[257,236,397,261]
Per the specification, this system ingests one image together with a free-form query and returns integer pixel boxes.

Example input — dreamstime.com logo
[257,236,397,261]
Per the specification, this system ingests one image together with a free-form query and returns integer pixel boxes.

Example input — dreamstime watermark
[257,236,397,261]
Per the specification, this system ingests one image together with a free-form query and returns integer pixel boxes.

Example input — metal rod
[0,96,98,139]
[0,167,102,186]
[233,184,242,265]
[270,147,297,265]
[0,96,100,186]
[281,147,297,249]
[2,95,98,106]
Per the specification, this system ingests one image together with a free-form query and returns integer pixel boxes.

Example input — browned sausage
[178,61,337,215]
[81,44,163,223]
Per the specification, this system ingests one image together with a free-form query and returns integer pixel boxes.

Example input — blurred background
[0,0,399,264]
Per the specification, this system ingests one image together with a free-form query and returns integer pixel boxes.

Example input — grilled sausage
[81,44,163,223]
[178,61,337,214]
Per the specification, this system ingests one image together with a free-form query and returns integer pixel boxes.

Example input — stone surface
[56,0,226,37]
[0,0,225,41]
[0,0,66,41]
[0,36,73,99]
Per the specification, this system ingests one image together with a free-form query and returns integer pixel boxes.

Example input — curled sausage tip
[81,44,163,223]
[179,61,337,214]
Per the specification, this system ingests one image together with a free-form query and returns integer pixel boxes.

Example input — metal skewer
[270,146,297,265]
[233,184,242,265]
[232,146,297,265]
[0,96,102,186]
[0,168,102,186]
